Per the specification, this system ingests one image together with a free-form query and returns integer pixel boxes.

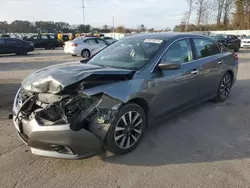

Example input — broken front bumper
[12,87,122,159]
[13,115,103,159]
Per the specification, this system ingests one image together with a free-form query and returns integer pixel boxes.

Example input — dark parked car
[0,37,34,55]
[210,34,241,52]
[24,34,59,49]
[13,33,238,159]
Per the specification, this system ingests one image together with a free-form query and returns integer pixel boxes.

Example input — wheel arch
[226,69,234,80]
[127,98,149,127]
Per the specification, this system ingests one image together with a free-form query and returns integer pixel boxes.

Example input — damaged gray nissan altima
[12,33,238,159]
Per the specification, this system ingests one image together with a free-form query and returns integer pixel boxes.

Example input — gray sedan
[12,33,238,159]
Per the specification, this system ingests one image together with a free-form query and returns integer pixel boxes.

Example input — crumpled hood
[22,61,134,94]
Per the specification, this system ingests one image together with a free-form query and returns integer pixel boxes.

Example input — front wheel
[214,72,233,102]
[105,104,146,154]
[81,49,90,58]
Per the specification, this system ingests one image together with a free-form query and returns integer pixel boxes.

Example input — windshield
[88,37,164,70]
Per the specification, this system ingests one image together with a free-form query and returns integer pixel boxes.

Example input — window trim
[151,36,222,73]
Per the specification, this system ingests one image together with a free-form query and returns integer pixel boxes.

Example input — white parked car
[241,36,250,48]
[102,36,118,45]
[64,37,109,58]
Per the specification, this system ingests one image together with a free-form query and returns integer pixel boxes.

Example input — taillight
[72,43,78,47]
[233,53,239,61]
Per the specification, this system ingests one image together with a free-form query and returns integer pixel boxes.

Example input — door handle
[218,60,222,64]
[191,70,199,75]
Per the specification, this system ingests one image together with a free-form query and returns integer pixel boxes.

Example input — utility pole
[82,0,85,25]
[112,16,115,32]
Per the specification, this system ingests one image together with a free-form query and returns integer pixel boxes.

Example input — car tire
[72,54,77,57]
[213,72,233,102]
[105,103,146,154]
[81,49,90,58]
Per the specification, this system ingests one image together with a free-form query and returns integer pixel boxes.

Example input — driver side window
[161,39,193,64]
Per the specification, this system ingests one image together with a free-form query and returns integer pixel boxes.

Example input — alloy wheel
[114,111,143,150]
[81,50,90,58]
[219,75,232,100]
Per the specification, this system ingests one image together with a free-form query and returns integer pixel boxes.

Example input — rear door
[96,39,108,49]
[191,38,222,98]
[41,35,49,48]
[84,39,99,53]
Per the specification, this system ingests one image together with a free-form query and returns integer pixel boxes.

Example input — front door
[85,39,100,54]
[150,39,201,119]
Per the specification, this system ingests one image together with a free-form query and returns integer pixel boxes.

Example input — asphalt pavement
[1,49,250,188]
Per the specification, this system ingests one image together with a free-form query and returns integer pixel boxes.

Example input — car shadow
[102,79,250,166]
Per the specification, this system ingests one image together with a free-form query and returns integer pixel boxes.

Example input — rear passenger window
[85,39,97,44]
[193,39,220,59]
[161,39,193,63]
[97,39,107,44]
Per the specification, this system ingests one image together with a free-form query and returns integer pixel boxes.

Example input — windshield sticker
[144,39,163,44]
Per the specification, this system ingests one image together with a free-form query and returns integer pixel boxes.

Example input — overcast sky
[0,0,192,29]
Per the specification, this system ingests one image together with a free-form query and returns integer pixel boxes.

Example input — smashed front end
[12,87,122,159]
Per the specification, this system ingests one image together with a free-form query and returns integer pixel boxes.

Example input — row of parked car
[0,34,117,55]
[209,34,250,52]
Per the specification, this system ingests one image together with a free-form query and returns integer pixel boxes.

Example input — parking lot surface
[1,49,250,188]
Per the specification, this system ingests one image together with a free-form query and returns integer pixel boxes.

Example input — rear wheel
[213,72,233,102]
[105,104,146,154]
[81,49,90,58]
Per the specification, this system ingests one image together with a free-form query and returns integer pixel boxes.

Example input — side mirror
[158,61,182,70]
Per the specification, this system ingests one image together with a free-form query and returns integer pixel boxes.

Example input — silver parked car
[13,33,238,159]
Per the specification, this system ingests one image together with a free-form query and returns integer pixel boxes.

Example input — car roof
[76,36,99,40]
[125,32,209,41]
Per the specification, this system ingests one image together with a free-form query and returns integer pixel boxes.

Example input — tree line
[0,20,171,34]
[174,0,250,32]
